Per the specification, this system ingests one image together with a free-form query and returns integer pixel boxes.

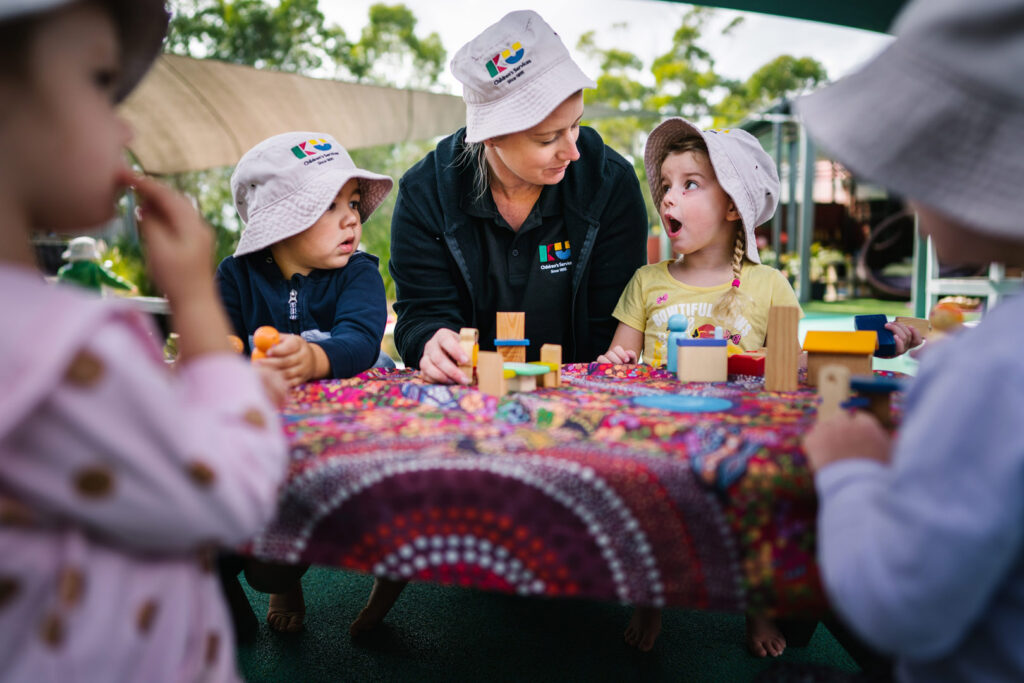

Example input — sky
[324,0,894,94]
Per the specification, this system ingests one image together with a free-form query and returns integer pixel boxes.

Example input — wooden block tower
[495,311,528,363]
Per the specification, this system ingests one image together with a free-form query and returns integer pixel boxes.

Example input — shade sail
[657,0,908,33]
[119,54,467,175]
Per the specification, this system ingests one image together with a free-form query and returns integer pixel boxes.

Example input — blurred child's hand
[263,334,329,387]
[254,363,289,407]
[128,173,216,304]
[885,321,924,356]
[803,411,892,472]
[597,345,638,364]
[420,328,470,385]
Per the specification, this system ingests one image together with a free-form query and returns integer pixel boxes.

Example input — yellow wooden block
[803,330,877,355]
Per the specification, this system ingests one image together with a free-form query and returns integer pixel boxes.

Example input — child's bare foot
[624,605,662,651]
[350,577,408,636]
[746,613,786,657]
[266,583,305,633]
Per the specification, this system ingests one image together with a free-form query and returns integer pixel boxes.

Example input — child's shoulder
[632,259,674,281]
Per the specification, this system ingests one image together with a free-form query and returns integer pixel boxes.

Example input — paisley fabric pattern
[250,364,903,618]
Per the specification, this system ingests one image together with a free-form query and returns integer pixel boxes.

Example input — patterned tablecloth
[251,364,897,618]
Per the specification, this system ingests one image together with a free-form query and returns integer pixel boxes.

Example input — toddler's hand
[262,334,323,387]
[127,173,216,304]
[254,363,289,408]
[597,346,638,365]
[803,411,892,472]
[885,321,924,357]
[420,328,470,385]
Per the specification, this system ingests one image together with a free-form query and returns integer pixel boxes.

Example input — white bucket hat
[644,118,780,264]
[450,10,596,143]
[797,0,1024,240]
[62,236,101,262]
[0,0,169,102]
[231,132,394,257]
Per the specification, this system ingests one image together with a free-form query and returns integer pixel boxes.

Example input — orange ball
[930,302,964,332]
[251,348,267,362]
[227,335,245,354]
[252,326,280,351]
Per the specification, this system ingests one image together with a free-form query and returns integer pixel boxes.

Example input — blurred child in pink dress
[0,1,289,680]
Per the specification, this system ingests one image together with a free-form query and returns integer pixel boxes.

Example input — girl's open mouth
[664,215,682,237]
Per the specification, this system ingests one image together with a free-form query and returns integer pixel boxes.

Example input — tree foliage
[333,4,445,90]
[166,0,333,72]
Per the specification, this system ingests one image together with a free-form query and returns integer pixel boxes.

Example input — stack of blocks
[466,313,562,398]
[815,363,904,429]
[494,312,529,363]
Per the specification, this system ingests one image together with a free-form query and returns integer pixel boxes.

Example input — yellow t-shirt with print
[612,260,802,366]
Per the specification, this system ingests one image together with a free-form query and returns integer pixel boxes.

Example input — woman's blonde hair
[658,136,752,332]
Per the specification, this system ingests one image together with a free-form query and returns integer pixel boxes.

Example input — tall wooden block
[458,327,478,382]
[539,343,562,387]
[496,312,526,362]
[817,364,851,422]
[477,351,506,398]
[765,306,800,392]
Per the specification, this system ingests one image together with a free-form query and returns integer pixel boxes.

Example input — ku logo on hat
[485,41,525,77]
[290,139,332,159]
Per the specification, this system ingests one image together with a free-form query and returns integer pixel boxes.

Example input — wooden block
[806,353,872,386]
[854,315,896,357]
[539,344,562,387]
[496,312,525,340]
[817,364,851,422]
[802,331,877,355]
[507,374,537,392]
[477,351,506,397]
[458,328,478,381]
[496,344,526,363]
[765,306,800,392]
[727,348,766,376]
[676,339,728,382]
[895,316,932,340]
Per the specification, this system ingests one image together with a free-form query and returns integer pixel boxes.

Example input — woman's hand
[597,345,638,364]
[419,328,470,384]
[803,411,893,472]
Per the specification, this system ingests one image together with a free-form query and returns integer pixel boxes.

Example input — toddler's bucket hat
[797,0,1024,239]
[62,236,101,263]
[0,0,169,102]
[644,118,780,264]
[231,132,393,257]
[451,10,596,143]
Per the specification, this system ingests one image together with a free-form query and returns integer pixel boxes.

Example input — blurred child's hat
[797,0,1024,239]
[0,0,169,102]
[450,10,596,143]
[644,118,779,264]
[62,236,101,263]
[231,131,394,257]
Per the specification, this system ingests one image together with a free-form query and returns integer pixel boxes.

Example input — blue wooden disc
[632,395,733,413]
